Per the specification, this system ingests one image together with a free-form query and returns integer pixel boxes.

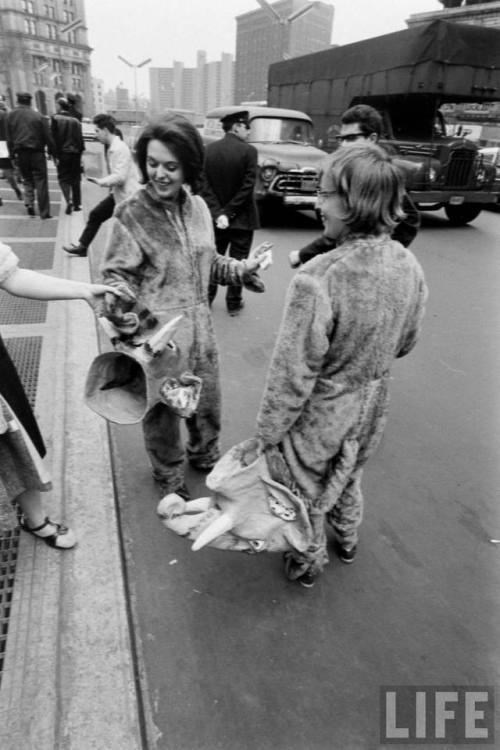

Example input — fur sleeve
[396,268,429,358]
[256,271,332,444]
[99,215,145,296]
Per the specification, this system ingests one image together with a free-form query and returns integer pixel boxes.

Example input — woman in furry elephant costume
[100,115,271,499]
[256,145,428,587]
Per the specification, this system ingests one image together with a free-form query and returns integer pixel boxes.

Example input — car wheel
[444,204,482,226]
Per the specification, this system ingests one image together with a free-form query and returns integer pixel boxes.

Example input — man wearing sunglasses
[201,110,260,316]
[289,104,420,268]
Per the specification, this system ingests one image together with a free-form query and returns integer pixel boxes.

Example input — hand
[289,250,301,269]
[86,176,98,184]
[84,284,127,311]
[216,214,229,230]
[247,241,273,272]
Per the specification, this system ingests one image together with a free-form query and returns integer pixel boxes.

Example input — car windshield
[250,117,314,144]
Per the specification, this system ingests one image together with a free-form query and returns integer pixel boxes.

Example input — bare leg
[16,488,76,548]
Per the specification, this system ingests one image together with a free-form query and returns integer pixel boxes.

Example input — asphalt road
[86,179,499,750]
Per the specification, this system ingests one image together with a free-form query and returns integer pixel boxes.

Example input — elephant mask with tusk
[157,438,316,554]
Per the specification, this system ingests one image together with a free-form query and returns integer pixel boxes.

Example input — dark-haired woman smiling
[100,114,271,499]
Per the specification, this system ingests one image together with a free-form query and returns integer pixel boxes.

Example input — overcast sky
[85,0,440,95]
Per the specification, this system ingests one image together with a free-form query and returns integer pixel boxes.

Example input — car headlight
[475,168,486,186]
[260,161,278,183]
[427,166,437,184]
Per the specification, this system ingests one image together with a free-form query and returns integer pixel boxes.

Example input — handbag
[0,141,9,159]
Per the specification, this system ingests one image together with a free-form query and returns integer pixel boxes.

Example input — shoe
[73,204,81,211]
[26,206,35,216]
[65,202,73,215]
[63,242,87,257]
[228,301,244,316]
[335,540,357,564]
[283,553,317,588]
[20,516,77,549]
[41,215,53,220]
[297,569,316,588]
[16,188,23,200]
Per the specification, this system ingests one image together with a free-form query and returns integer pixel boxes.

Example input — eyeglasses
[335,132,366,143]
[316,189,337,200]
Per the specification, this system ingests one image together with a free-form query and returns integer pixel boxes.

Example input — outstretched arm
[1,267,121,309]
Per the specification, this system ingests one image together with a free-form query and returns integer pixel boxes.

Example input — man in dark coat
[201,110,260,315]
[289,104,421,268]
[51,97,84,214]
[5,91,55,219]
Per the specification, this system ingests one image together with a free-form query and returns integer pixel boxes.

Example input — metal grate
[0,219,57,238]
[444,150,475,189]
[0,292,47,325]
[273,171,319,194]
[3,336,42,408]
[0,530,20,688]
[0,336,42,686]
[4,243,54,270]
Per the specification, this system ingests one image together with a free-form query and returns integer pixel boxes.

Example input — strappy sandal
[20,516,77,549]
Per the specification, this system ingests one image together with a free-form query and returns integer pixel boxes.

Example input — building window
[22,0,35,13]
[63,10,74,23]
[52,59,61,73]
[46,24,57,40]
[67,30,76,44]
[44,5,55,17]
[24,18,37,34]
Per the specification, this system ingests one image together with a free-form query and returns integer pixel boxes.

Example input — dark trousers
[56,153,82,208]
[16,149,50,218]
[79,193,115,249]
[208,227,253,310]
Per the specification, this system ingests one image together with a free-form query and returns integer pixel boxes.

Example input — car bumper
[410,190,498,205]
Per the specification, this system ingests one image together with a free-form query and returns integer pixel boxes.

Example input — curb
[0,180,143,749]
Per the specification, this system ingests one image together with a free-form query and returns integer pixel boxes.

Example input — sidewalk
[0,166,143,749]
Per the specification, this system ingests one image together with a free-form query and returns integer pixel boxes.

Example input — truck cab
[202,106,326,220]
[352,94,496,225]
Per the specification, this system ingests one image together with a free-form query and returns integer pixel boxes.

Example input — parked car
[202,105,326,221]
[81,117,96,141]
[478,145,500,211]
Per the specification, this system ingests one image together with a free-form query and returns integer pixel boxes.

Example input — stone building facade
[0,0,92,115]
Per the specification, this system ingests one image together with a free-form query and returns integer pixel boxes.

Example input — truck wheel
[444,204,482,226]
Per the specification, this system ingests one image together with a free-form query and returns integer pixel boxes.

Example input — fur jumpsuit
[100,184,255,492]
[256,234,428,573]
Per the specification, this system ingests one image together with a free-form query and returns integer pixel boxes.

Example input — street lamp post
[118,56,152,124]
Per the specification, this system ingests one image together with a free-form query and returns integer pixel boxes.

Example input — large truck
[268,20,500,225]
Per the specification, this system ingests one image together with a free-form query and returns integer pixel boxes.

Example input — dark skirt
[0,333,46,457]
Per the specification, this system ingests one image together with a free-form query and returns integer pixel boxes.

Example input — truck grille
[444,150,475,189]
[273,171,319,194]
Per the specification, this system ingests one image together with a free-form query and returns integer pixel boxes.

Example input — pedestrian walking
[289,104,421,268]
[0,101,23,206]
[63,113,139,257]
[0,240,122,545]
[100,114,271,499]
[201,109,260,316]
[256,145,428,587]
[51,97,85,215]
[5,92,56,219]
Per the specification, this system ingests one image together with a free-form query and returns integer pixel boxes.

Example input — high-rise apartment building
[235,0,334,105]
[92,77,104,116]
[149,51,234,123]
[0,0,92,115]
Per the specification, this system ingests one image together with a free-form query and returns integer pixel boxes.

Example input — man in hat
[65,92,82,122]
[5,92,55,219]
[201,110,260,316]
